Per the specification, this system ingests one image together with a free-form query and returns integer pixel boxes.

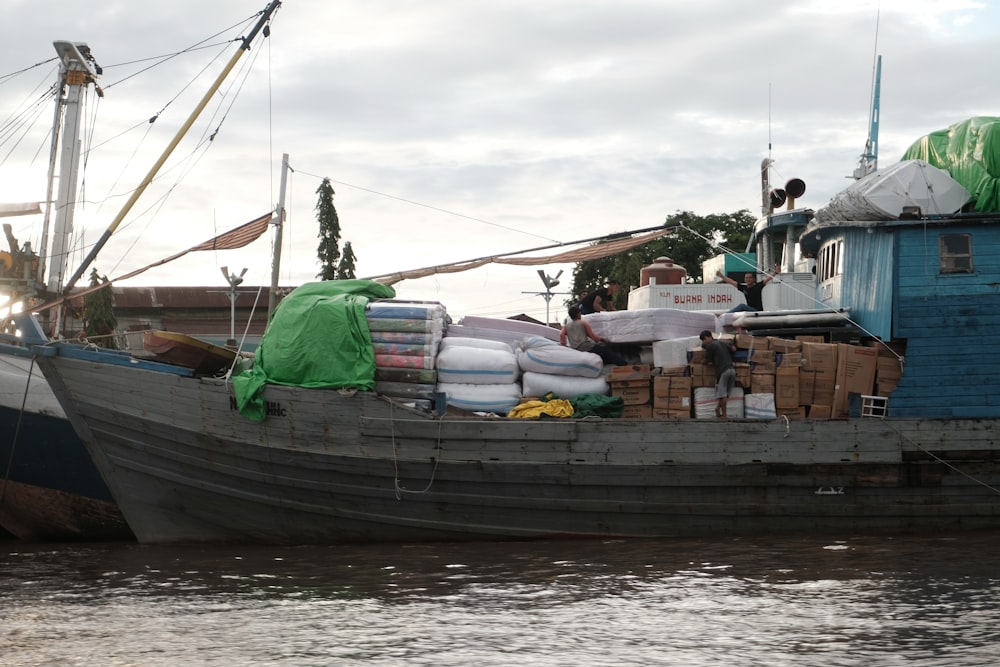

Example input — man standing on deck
[716,267,778,312]
[700,330,736,419]
[579,280,621,314]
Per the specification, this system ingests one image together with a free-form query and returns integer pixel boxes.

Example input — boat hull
[35,345,1000,544]
[0,354,133,541]
[0,407,132,541]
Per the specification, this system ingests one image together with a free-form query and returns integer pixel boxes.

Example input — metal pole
[269,153,290,318]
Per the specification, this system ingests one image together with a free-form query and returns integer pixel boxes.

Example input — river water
[3,533,1000,666]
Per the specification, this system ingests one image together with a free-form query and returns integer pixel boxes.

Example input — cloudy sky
[1,0,997,322]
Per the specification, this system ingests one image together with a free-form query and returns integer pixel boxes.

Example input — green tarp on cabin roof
[901,116,1000,213]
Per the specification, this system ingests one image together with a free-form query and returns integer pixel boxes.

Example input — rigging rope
[677,221,905,363]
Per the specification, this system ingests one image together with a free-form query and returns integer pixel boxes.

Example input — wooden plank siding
[890,225,1000,417]
[839,228,895,340]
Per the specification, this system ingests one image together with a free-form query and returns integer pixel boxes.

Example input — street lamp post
[221,266,247,347]
[536,269,563,325]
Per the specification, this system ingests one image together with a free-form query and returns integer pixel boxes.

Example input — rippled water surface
[3,533,1000,666]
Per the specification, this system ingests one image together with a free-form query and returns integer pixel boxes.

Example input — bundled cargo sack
[521,371,608,399]
[516,336,603,378]
[436,345,519,384]
[439,336,513,352]
[436,382,522,413]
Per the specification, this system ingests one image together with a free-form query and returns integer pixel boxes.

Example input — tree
[315,178,341,280]
[84,268,118,349]
[337,241,357,279]
[570,209,756,310]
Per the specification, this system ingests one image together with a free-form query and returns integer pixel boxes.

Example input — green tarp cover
[232,280,396,421]
[901,116,1000,212]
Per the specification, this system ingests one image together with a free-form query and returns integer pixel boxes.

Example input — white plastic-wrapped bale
[436,382,522,413]
[435,345,519,384]
[516,336,603,378]
[521,371,609,399]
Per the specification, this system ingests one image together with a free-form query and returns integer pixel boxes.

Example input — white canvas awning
[814,160,971,223]
[0,202,42,218]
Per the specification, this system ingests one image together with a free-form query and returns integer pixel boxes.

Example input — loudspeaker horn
[769,188,787,209]
[784,178,806,199]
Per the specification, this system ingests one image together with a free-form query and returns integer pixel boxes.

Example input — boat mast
[43,41,101,293]
[854,54,881,179]
[60,0,282,294]
[269,152,290,318]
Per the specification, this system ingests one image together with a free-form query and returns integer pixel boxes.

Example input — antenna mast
[854,7,882,179]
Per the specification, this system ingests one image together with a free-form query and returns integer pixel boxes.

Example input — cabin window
[818,241,842,281]
[939,234,973,274]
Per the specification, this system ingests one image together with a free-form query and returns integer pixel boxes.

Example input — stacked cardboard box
[831,343,878,417]
[775,366,800,411]
[799,341,838,418]
[768,337,802,354]
[867,340,905,396]
[689,363,715,388]
[652,375,692,419]
[609,364,652,419]
[670,334,889,420]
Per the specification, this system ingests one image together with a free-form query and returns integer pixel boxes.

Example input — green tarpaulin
[901,116,1000,213]
[232,280,396,421]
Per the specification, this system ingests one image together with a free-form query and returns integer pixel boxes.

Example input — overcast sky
[2,0,998,322]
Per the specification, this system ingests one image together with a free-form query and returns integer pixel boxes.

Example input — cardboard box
[688,348,706,364]
[654,395,692,411]
[652,407,691,420]
[877,356,903,381]
[689,364,716,388]
[735,333,764,350]
[837,344,878,394]
[866,339,907,357]
[653,375,692,398]
[801,342,838,372]
[777,406,807,420]
[767,337,802,353]
[774,367,800,409]
[799,369,836,405]
[751,372,775,394]
[796,335,825,344]
[749,349,776,364]
[610,379,651,405]
[620,404,652,419]
[831,344,878,417]
[778,352,803,368]
[734,362,751,387]
[607,364,651,382]
[659,365,689,377]
[808,404,832,419]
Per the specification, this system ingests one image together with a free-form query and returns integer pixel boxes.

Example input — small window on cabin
[817,241,843,281]
[939,234,973,274]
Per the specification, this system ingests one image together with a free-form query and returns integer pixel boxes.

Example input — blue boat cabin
[802,215,1000,418]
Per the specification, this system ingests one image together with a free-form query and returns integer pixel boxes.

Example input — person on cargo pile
[579,280,621,314]
[716,267,778,312]
[699,329,736,419]
[560,305,627,366]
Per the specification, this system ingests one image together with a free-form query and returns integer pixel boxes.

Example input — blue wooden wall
[890,223,1000,417]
